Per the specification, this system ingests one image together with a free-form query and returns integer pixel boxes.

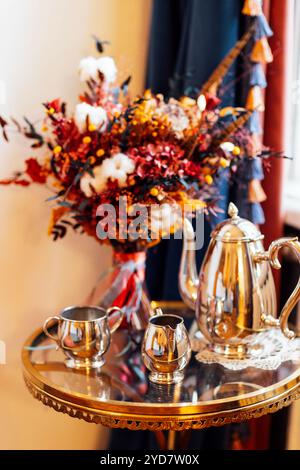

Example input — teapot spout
[178,218,199,310]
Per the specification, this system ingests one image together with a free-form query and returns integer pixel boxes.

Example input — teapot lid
[210,203,264,243]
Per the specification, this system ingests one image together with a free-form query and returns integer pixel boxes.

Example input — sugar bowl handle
[43,316,61,342]
[255,237,300,339]
[106,306,124,334]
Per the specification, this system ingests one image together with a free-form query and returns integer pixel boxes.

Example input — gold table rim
[22,326,300,419]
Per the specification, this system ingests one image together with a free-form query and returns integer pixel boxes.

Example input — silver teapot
[179,202,300,358]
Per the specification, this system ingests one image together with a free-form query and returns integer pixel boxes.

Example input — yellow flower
[128,175,136,186]
[152,132,158,137]
[53,145,62,155]
[220,157,229,168]
[143,89,152,100]
[205,175,213,185]
[88,124,97,132]
[89,156,96,164]
[96,149,105,157]
[150,187,159,197]
[180,96,196,107]
[47,107,55,115]
[233,146,241,156]
[83,136,92,144]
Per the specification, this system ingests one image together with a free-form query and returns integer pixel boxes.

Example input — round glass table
[22,302,300,444]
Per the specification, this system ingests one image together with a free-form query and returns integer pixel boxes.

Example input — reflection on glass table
[22,302,300,438]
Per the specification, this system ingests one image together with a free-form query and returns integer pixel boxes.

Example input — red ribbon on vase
[85,250,150,331]
[111,251,147,328]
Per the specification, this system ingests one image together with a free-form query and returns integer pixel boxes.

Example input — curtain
[263,0,292,248]
[261,0,293,451]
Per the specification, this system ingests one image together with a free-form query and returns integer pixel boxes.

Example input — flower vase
[84,249,153,333]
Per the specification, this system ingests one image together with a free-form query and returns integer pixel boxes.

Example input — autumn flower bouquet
[0,38,260,330]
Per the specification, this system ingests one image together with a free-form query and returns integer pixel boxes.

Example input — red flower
[204,92,221,110]
[25,158,47,183]
[47,99,61,113]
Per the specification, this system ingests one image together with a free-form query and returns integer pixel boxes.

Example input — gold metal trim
[150,300,190,311]
[23,372,300,431]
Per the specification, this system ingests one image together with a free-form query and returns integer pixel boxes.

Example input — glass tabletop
[22,303,300,420]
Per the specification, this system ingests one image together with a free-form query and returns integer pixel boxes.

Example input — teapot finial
[228,202,239,219]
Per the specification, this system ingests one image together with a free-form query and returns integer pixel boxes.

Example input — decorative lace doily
[191,328,300,370]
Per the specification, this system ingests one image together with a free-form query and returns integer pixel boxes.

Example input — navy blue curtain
[146,0,244,301]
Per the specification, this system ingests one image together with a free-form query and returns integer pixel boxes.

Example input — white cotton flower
[220,141,235,152]
[80,153,135,197]
[79,56,117,83]
[150,204,181,235]
[101,153,135,187]
[80,165,107,197]
[96,57,117,83]
[79,57,99,82]
[197,94,207,112]
[74,102,107,133]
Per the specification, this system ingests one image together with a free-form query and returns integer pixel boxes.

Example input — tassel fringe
[249,179,267,203]
[251,37,273,63]
[247,111,262,135]
[242,0,263,17]
[246,86,265,112]
[250,63,267,88]
[254,14,273,40]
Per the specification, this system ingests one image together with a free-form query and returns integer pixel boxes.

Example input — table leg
[154,431,167,450]
[155,429,192,450]
[167,430,176,450]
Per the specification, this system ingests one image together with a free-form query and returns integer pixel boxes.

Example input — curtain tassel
[242,0,263,17]
[246,86,265,111]
[247,110,262,135]
[251,37,273,63]
[254,14,273,40]
[248,179,267,203]
[250,63,267,88]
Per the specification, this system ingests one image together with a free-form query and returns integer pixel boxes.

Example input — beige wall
[0,0,151,449]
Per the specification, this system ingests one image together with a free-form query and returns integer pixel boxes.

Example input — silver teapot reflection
[179,203,300,358]
[142,309,191,384]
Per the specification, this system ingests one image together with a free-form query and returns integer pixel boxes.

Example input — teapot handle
[255,237,300,339]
